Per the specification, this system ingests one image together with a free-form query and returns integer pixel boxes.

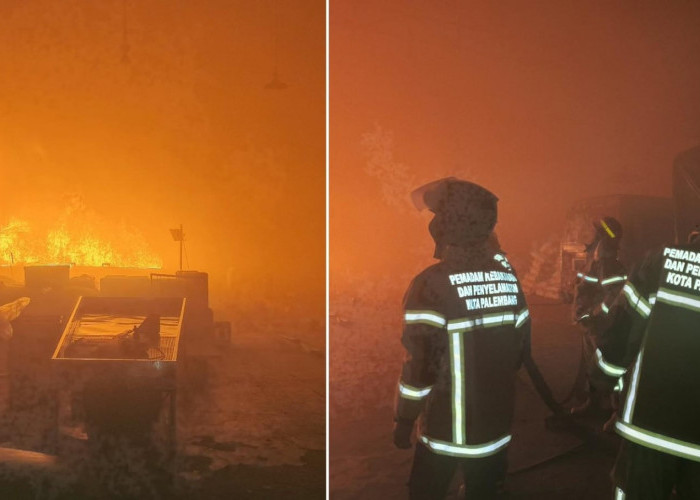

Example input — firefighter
[598,229,700,499]
[393,178,531,499]
[570,217,627,428]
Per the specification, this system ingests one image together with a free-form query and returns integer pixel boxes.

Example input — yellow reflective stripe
[622,351,643,423]
[419,434,511,458]
[601,219,616,238]
[398,382,432,400]
[404,310,446,327]
[623,283,651,317]
[595,349,626,377]
[450,332,464,444]
[601,275,627,286]
[616,421,700,462]
[657,288,700,313]
[447,312,517,332]
[515,308,530,328]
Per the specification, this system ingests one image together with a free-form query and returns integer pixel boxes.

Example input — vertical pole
[179,224,183,271]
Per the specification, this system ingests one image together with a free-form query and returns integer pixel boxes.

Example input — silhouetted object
[170,224,185,271]
[24,265,70,291]
[134,313,160,346]
[265,71,288,90]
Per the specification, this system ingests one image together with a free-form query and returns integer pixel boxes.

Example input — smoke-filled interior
[330,2,700,497]
[0,0,325,315]
[331,1,700,285]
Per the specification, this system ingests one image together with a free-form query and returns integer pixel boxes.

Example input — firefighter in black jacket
[393,178,531,499]
[571,217,627,427]
[598,230,700,499]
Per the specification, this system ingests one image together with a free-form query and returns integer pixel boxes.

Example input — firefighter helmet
[411,178,498,256]
[595,216,623,241]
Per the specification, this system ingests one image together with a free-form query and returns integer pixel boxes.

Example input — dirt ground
[0,303,326,499]
[330,292,623,500]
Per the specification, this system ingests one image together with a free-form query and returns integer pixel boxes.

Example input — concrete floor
[0,304,326,499]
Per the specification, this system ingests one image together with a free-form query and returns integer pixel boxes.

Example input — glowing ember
[0,216,162,269]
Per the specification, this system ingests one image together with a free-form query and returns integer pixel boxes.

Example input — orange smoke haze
[0,1,325,321]
[331,1,700,288]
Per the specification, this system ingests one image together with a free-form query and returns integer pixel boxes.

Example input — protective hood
[411,177,498,258]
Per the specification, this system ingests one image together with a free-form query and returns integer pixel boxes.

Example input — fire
[0,216,162,269]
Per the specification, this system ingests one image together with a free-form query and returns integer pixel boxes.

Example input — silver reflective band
[649,294,656,305]
[450,332,465,444]
[577,273,598,283]
[657,288,700,312]
[398,382,432,400]
[494,254,512,270]
[601,302,609,314]
[595,349,626,377]
[447,312,516,332]
[615,487,625,500]
[602,275,627,286]
[404,310,446,327]
[577,313,590,321]
[616,421,700,462]
[419,434,511,458]
[622,351,643,423]
[515,308,530,328]
[623,283,651,317]
[614,377,624,393]
[499,260,512,270]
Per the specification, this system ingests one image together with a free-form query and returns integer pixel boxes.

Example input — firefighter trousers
[613,440,700,499]
[407,441,507,500]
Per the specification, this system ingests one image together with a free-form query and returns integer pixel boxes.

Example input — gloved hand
[393,418,414,449]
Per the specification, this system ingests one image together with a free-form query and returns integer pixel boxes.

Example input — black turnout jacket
[395,243,530,458]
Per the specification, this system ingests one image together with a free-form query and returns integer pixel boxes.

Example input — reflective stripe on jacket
[395,244,530,457]
[601,244,700,462]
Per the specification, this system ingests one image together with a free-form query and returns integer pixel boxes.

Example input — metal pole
[179,224,183,271]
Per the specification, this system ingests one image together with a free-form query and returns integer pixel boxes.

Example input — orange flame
[0,210,162,269]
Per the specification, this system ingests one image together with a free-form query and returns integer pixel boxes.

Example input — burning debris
[0,196,161,269]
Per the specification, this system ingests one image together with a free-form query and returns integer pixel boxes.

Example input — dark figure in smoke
[598,228,700,499]
[570,217,627,431]
[392,178,531,499]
